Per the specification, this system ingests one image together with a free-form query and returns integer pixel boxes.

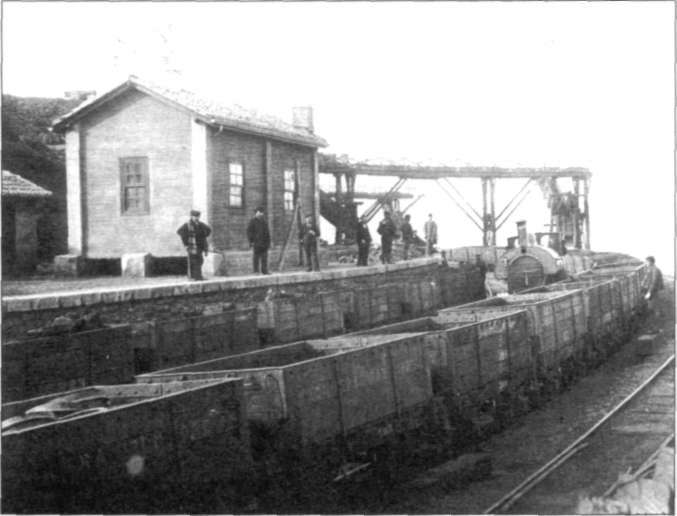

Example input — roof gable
[2,170,52,198]
[52,76,327,148]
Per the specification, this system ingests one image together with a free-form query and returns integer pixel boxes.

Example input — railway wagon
[1,379,251,514]
[346,311,532,400]
[131,307,259,373]
[257,291,344,344]
[436,291,587,372]
[525,279,624,340]
[575,265,646,321]
[135,333,433,446]
[2,325,135,403]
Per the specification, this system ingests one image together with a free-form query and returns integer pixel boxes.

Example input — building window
[120,157,149,214]
[284,168,296,211]
[229,161,244,207]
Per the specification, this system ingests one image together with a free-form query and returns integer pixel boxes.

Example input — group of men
[177,207,320,280]
[362,211,438,265]
[177,209,668,323]
[177,207,440,279]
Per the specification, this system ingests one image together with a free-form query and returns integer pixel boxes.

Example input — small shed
[2,170,52,274]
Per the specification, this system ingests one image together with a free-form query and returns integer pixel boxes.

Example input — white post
[191,120,209,224]
[65,125,83,254]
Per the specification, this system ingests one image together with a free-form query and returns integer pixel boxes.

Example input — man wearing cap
[356,215,372,266]
[299,214,321,272]
[177,210,212,281]
[641,256,664,318]
[247,207,271,274]
[400,214,414,260]
[377,211,397,264]
[424,213,438,256]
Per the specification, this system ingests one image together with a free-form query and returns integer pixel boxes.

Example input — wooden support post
[573,178,581,249]
[481,178,488,246]
[335,173,343,198]
[489,177,496,245]
[583,178,591,250]
[265,141,274,238]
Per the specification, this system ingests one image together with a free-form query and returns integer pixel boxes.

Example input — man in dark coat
[400,214,414,260]
[299,214,321,272]
[247,207,271,274]
[377,211,397,264]
[356,215,372,266]
[177,209,211,280]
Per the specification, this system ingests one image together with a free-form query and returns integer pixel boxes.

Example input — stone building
[2,170,52,275]
[52,76,327,275]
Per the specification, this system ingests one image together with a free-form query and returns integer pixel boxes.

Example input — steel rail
[483,354,675,514]
[602,432,675,498]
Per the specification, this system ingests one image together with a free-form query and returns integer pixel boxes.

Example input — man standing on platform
[177,209,211,281]
[424,213,438,255]
[377,211,397,264]
[400,214,414,260]
[247,207,271,274]
[300,214,320,272]
[356,215,372,266]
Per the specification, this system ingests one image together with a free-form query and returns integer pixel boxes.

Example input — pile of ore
[26,312,106,337]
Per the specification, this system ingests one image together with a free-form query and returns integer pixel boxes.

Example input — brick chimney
[292,106,314,134]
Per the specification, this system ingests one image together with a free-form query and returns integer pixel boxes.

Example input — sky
[3,1,674,272]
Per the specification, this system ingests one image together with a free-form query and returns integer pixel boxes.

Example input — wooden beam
[489,178,496,245]
[583,178,591,250]
[265,141,274,237]
[573,178,581,249]
[481,179,488,246]
[442,178,483,221]
[437,179,483,232]
[320,163,591,180]
[495,186,532,232]
[495,179,532,223]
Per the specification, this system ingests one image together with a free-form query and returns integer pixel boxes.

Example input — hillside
[2,95,81,263]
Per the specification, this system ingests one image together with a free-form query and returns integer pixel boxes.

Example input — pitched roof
[52,76,327,148]
[2,170,52,198]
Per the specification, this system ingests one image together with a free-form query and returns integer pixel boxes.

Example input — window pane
[229,162,243,176]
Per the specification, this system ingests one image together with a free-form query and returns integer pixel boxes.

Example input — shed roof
[2,170,52,198]
[52,76,327,148]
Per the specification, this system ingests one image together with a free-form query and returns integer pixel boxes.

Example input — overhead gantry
[319,154,592,249]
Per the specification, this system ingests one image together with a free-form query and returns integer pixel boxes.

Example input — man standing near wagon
[177,209,211,281]
[641,256,664,318]
[247,207,271,275]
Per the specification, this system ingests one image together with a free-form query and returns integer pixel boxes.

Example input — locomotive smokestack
[516,220,528,249]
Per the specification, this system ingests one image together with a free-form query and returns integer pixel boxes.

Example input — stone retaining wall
[3,258,481,339]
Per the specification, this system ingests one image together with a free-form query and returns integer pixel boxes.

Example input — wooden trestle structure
[319,154,592,249]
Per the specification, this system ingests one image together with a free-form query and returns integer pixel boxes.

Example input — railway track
[483,354,675,514]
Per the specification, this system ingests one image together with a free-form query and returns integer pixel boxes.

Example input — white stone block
[203,252,226,277]
[54,254,84,277]
[121,253,152,278]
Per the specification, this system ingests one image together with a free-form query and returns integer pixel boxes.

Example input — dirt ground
[379,282,675,514]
